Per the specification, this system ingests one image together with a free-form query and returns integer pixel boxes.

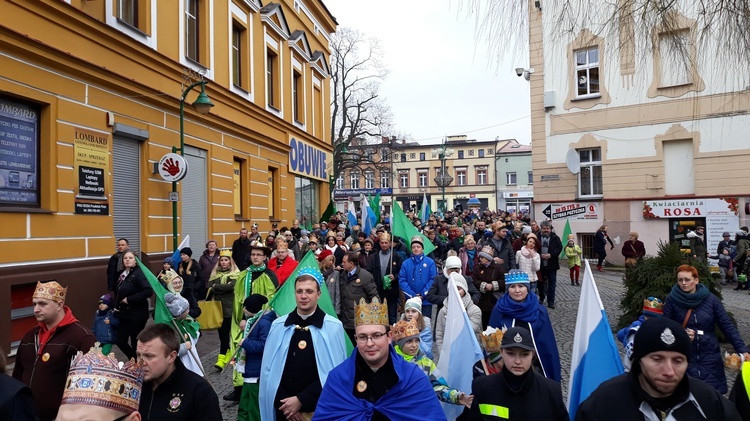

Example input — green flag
[136,258,173,325]
[391,202,436,255]
[369,193,381,222]
[268,251,354,354]
[560,219,572,259]
[320,199,335,224]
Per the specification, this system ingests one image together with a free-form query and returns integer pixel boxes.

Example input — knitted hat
[99,294,113,307]
[478,246,494,261]
[504,269,531,291]
[443,255,462,278]
[317,249,333,262]
[163,257,175,267]
[642,297,664,318]
[392,319,421,349]
[501,327,535,351]
[410,235,424,248]
[180,247,193,257]
[243,294,268,314]
[450,272,469,293]
[631,317,691,363]
[164,292,189,317]
[364,238,375,247]
[404,296,423,314]
[522,225,532,235]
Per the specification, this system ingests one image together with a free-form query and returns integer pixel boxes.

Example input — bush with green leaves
[617,240,721,330]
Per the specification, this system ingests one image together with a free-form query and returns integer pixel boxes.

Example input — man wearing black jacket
[538,220,563,309]
[468,326,568,420]
[137,324,221,421]
[232,228,252,271]
[368,233,403,325]
[106,238,129,293]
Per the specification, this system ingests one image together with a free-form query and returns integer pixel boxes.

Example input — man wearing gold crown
[56,344,144,420]
[259,271,347,420]
[314,297,446,420]
[12,281,96,421]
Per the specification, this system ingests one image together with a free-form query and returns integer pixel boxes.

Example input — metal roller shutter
[181,145,207,251]
[112,137,141,255]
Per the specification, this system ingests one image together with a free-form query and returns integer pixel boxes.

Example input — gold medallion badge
[298,340,307,350]
[356,278,361,283]
[42,352,50,362]
[356,380,368,392]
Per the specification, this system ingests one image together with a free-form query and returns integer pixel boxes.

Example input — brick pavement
[195,263,750,419]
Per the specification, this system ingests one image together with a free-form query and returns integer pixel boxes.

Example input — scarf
[494,291,540,322]
[442,290,472,310]
[115,251,125,272]
[466,249,476,271]
[249,264,267,272]
[179,259,193,275]
[520,246,537,259]
[668,283,710,309]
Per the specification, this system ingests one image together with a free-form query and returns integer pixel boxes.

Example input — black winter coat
[139,359,222,421]
[368,250,403,303]
[114,266,154,321]
[468,368,569,421]
[479,236,516,272]
[426,273,481,316]
[539,232,563,272]
[664,292,749,393]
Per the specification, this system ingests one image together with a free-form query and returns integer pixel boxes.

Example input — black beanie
[243,294,268,314]
[180,247,193,257]
[631,317,691,363]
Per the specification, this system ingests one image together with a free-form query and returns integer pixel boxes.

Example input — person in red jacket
[269,241,299,286]
[12,281,96,421]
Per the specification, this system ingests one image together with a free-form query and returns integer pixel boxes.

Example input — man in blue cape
[259,271,347,420]
[313,297,446,421]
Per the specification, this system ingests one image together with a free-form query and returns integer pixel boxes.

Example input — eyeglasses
[355,332,387,343]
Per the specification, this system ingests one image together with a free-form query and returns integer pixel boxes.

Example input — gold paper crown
[480,326,506,353]
[33,281,67,304]
[355,297,389,327]
[391,319,420,342]
[62,344,144,415]
[642,297,664,316]
[219,249,232,258]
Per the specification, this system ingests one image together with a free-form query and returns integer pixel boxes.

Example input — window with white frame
[266,49,279,109]
[232,25,244,88]
[118,0,139,28]
[418,171,428,187]
[528,171,533,184]
[575,46,600,98]
[350,171,360,189]
[185,0,199,62]
[456,168,466,186]
[399,172,409,188]
[335,175,344,190]
[506,172,517,185]
[365,171,374,189]
[381,171,390,189]
[578,148,603,197]
[292,69,302,122]
[477,168,487,185]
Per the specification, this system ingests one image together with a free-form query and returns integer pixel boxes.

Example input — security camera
[515,68,524,77]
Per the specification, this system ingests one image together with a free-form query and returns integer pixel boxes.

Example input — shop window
[295,177,318,229]
[0,96,40,208]
[578,148,603,198]
[477,168,487,185]
[506,172,517,185]
[268,166,279,220]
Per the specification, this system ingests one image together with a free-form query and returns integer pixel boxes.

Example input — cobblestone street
[196,264,750,419]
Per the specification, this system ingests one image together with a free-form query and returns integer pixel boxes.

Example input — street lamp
[173,80,214,250]
[432,138,454,214]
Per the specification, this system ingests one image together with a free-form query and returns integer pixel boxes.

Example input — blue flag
[420,192,431,224]
[170,235,190,265]
[347,201,358,227]
[567,260,624,418]
[436,275,484,420]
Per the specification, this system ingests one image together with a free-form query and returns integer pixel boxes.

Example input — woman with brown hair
[621,231,646,268]
[113,251,153,360]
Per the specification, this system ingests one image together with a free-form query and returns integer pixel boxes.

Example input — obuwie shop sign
[288,136,331,182]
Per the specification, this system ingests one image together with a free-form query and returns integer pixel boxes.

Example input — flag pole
[169,317,210,382]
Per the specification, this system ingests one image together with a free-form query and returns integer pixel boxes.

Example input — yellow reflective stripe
[742,362,750,401]
[478,403,509,419]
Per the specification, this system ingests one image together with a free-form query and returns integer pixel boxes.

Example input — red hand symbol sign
[162,158,181,176]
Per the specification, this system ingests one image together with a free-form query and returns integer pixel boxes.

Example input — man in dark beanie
[575,317,740,420]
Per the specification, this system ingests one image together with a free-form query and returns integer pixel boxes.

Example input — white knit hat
[405,296,423,314]
[450,272,469,293]
[443,255,462,278]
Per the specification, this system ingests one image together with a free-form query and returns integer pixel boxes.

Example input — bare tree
[330,27,393,186]
[458,0,750,72]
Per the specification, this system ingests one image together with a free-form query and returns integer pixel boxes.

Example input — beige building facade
[526,0,750,263]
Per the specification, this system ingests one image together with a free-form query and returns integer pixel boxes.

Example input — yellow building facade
[0,0,336,354]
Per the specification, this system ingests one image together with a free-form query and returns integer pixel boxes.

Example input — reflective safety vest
[478,403,510,419]
[743,361,750,401]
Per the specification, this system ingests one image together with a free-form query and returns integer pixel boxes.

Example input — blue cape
[313,346,447,421]
[488,298,561,382]
[260,312,347,420]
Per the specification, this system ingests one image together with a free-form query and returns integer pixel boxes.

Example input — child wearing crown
[616,297,664,371]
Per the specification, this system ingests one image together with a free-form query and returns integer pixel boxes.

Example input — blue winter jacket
[241,311,276,378]
[664,293,749,393]
[92,310,118,344]
[398,254,437,303]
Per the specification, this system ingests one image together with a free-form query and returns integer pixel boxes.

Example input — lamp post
[172,80,214,250]
[432,138,454,215]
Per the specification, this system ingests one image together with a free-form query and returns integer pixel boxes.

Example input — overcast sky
[323,0,532,145]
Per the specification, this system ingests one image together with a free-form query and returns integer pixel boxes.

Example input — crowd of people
[4,209,750,420]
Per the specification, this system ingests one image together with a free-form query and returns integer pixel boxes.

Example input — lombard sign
[643,198,739,219]
[288,136,331,182]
